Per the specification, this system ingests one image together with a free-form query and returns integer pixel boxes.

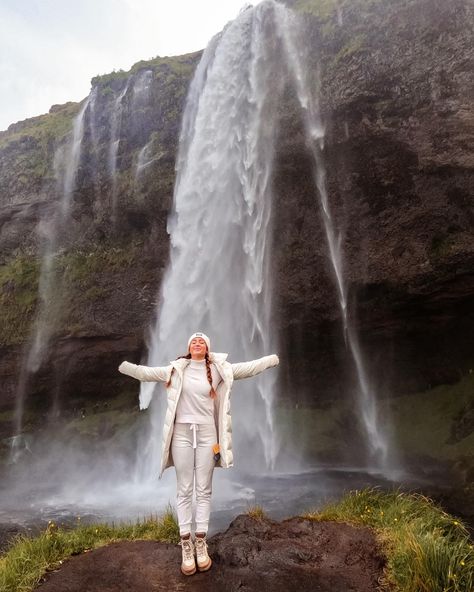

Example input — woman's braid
[205,352,217,399]
[166,353,191,388]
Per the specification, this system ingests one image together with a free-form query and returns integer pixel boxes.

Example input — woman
[118,332,279,576]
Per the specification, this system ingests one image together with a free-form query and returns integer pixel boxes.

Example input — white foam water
[137,0,392,482]
[136,2,288,482]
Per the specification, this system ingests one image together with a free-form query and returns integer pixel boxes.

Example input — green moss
[91,52,198,88]
[130,52,199,76]
[388,373,474,461]
[332,33,367,64]
[276,371,474,465]
[0,102,80,151]
[295,0,337,19]
[0,410,14,422]
[291,0,380,19]
[58,241,141,285]
[0,254,40,345]
[82,285,112,301]
[274,403,344,459]
[65,409,136,438]
[0,240,144,346]
[430,234,456,260]
[91,69,128,87]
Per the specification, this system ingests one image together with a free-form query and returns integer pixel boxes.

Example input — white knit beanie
[187,332,211,352]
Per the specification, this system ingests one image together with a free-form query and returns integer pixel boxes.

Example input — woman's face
[189,337,207,359]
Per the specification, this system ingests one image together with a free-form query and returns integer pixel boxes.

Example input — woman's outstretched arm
[118,361,172,382]
[231,354,279,380]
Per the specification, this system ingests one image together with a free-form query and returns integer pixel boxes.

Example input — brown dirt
[34,515,386,592]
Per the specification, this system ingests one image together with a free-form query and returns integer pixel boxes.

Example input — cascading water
[11,96,91,457]
[132,70,153,107]
[136,2,287,482]
[136,0,391,482]
[108,81,130,223]
[109,70,154,218]
[274,5,390,468]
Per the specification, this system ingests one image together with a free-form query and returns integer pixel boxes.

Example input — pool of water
[0,464,442,549]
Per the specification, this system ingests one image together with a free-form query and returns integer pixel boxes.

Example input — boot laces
[180,538,194,561]
[195,536,208,558]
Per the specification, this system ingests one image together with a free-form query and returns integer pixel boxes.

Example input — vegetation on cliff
[276,372,474,462]
[0,102,81,151]
[0,241,145,346]
[91,52,199,88]
[0,254,40,345]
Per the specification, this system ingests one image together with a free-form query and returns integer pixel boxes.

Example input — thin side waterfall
[109,71,153,219]
[108,81,130,223]
[274,5,390,468]
[134,141,161,182]
[11,96,91,454]
[88,87,101,202]
[135,2,286,482]
[132,70,152,106]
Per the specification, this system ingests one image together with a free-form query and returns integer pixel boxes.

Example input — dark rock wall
[0,0,473,420]
[274,0,474,401]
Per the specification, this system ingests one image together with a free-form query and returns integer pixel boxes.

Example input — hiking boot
[179,537,196,576]
[195,535,212,571]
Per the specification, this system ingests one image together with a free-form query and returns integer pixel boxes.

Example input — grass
[0,508,179,592]
[245,505,268,520]
[305,488,474,592]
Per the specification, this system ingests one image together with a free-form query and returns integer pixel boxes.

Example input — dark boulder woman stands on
[118,332,279,576]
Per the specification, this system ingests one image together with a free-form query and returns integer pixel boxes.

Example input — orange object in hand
[212,443,220,462]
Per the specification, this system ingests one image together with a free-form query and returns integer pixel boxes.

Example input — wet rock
[35,516,385,592]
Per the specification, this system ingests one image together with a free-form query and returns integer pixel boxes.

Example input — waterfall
[274,4,390,467]
[136,2,286,481]
[132,69,153,105]
[11,96,91,452]
[134,0,391,479]
[108,81,130,223]
[109,70,154,219]
[134,141,161,180]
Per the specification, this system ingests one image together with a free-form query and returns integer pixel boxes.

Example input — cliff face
[274,0,474,400]
[0,54,199,418]
[0,0,472,429]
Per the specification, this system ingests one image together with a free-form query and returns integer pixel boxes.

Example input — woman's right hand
[118,361,135,375]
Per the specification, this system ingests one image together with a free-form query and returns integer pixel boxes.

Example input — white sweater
[175,359,222,424]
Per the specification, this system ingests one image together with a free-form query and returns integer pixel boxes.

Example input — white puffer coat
[118,352,279,477]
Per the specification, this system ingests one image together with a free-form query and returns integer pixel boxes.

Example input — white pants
[171,422,217,536]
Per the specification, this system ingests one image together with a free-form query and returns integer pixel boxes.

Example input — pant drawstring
[189,424,199,449]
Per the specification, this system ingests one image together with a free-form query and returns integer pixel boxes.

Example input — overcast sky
[0,0,257,131]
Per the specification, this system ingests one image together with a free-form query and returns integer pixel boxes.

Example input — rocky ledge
[35,515,385,592]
